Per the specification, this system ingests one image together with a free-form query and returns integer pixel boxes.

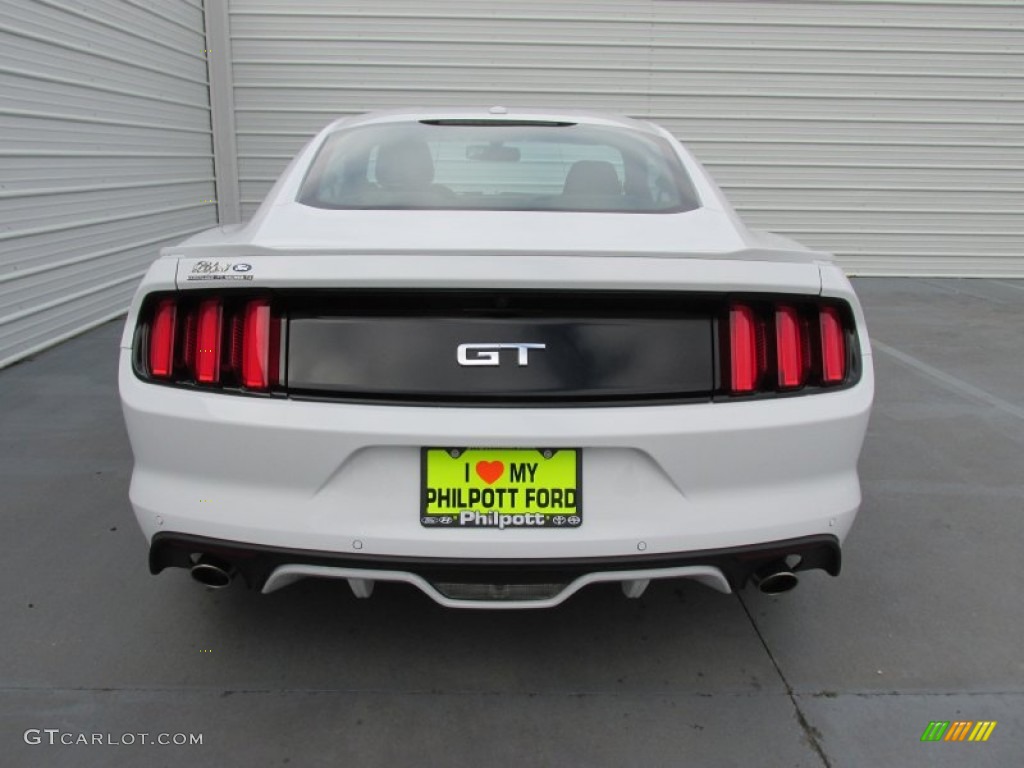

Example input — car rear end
[119,110,873,608]
[120,247,872,608]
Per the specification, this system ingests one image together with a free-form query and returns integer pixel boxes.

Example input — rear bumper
[151,531,841,607]
[121,344,872,573]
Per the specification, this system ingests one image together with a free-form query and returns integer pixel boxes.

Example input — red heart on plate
[475,460,504,485]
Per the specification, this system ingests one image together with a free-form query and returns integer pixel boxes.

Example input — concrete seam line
[872,339,1024,423]
[737,594,833,768]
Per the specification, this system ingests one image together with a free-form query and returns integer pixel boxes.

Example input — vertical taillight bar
[728,304,760,394]
[241,299,277,390]
[820,306,847,385]
[194,298,223,384]
[775,305,806,389]
[147,298,177,378]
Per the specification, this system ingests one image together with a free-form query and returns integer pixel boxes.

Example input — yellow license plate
[421,448,582,529]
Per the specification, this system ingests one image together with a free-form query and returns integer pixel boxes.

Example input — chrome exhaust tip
[190,555,235,589]
[751,565,799,595]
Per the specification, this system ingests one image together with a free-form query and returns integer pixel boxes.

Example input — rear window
[297,121,700,213]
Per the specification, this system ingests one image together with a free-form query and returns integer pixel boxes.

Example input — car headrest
[563,160,622,196]
[375,140,435,187]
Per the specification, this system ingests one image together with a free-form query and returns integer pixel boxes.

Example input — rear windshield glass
[297,121,700,213]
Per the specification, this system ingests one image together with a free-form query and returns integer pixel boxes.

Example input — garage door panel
[0,1,216,368]
[224,0,1024,277]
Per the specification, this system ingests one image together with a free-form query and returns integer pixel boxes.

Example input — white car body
[119,108,873,608]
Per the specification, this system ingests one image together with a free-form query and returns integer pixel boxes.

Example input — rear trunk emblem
[457,342,546,366]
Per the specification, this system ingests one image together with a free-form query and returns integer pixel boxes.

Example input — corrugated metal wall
[0,0,218,368]
[227,0,1023,277]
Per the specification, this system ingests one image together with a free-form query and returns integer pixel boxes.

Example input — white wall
[226,0,1024,277]
[0,0,1020,369]
[0,0,218,368]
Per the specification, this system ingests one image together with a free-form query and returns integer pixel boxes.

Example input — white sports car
[119,107,873,609]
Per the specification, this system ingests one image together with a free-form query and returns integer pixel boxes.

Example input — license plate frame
[420,447,582,529]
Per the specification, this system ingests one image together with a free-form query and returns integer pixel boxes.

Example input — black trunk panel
[284,290,716,404]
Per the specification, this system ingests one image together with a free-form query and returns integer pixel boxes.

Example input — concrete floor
[0,278,1021,767]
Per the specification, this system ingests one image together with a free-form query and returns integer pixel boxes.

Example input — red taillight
[728,304,761,394]
[194,298,223,384]
[241,299,277,390]
[820,306,847,384]
[148,299,177,378]
[724,300,852,396]
[775,305,806,389]
[141,294,278,390]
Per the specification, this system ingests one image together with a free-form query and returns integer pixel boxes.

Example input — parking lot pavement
[0,278,1020,767]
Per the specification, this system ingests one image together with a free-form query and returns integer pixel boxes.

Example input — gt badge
[456,342,546,367]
